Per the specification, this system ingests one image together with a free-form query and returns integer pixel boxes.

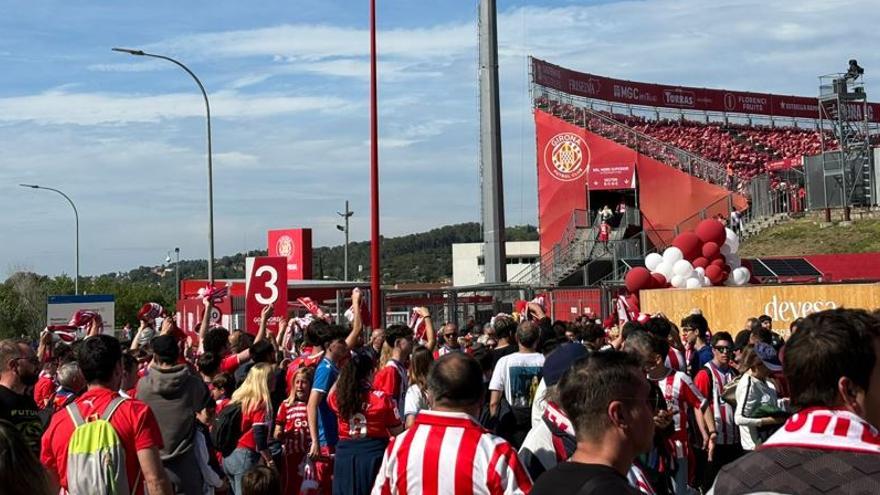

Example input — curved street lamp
[20,184,80,294]
[112,47,215,284]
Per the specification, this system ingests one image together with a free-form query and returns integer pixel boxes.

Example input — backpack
[65,396,131,495]
[721,374,743,406]
[211,401,243,457]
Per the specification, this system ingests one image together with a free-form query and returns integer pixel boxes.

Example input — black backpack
[211,402,243,458]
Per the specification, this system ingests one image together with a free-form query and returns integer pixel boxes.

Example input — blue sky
[2,0,879,277]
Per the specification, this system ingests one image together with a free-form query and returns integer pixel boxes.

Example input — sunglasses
[444,333,457,338]
[714,346,733,353]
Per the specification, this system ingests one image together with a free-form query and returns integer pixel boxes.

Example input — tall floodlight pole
[174,247,181,301]
[479,0,507,283]
[369,0,382,327]
[336,201,354,281]
[112,47,216,284]
[20,184,80,294]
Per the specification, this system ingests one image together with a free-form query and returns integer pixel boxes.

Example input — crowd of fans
[535,95,832,185]
[1,291,880,494]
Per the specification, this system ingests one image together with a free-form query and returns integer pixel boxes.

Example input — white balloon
[725,227,737,243]
[671,274,686,288]
[703,276,712,287]
[645,253,664,272]
[724,228,740,254]
[694,267,706,277]
[720,244,731,256]
[672,259,694,278]
[685,277,702,289]
[663,247,684,264]
[655,261,673,279]
[732,267,749,286]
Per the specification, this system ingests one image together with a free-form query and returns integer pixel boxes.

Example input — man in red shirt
[40,334,172,495]
[199,299,267,375]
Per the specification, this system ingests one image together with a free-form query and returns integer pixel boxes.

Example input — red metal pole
[369,0,382,328]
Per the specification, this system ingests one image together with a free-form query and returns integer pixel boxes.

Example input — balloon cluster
[625,219,751,294]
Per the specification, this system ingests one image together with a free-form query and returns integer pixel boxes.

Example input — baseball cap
[543,343,589,387]
[754,342,782,372]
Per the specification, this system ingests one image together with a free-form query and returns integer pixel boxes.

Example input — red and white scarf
[408,310,428,343]
[761,407,880,454]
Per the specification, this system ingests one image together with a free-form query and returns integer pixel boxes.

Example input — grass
[738,217,880,257]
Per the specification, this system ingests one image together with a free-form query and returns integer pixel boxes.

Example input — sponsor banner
[640,283,880,333]
[245,256,288,335]
[268,228,313,281]
[589,162,636,190]
[767,156,804,171]
[533,58,880,122]
[536,111,591,255]
[47,294,115,335]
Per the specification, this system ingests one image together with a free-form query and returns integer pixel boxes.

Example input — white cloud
[0,89,354,125]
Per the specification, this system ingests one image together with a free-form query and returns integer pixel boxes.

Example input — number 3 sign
[245,256,288,335]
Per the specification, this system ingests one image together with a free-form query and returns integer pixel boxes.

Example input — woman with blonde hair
[223,362,276,495]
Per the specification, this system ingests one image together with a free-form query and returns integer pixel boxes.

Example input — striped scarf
[761,408,880,454]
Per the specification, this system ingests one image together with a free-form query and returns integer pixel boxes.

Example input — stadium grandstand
[515,58,880,288]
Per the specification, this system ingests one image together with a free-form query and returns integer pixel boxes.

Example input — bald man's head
[427,352,484,408]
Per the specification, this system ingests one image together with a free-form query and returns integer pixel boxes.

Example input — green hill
[0,223,537,338]
[739,216,880,257]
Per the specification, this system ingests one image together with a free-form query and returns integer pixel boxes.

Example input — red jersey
[286,348,324,384]
[695,363,739,446]
[275,400,310,454]
[40,387,163,495]
[237,402,272,451]
[219,353,242,374]
[373,359,408,408]
[328,389,401,441]
[34,372,55,409]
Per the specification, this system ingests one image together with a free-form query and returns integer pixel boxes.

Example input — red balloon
[695,219,727,245]
[692,257,709,268]
[702,241,720,259]
[672,232,703,261]
[710,258,725,268]
[651,273,667,289]
[626,293,640,307]
[625,267,653,292]
[705,265,724,285]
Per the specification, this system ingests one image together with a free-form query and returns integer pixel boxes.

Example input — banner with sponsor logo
[245,256,288,335]
[589,162,636,190]
[536,110,590,255]
[767,156,804,171]
[533,58,880,123]
[268,228,312,281]
[640,283,880,334]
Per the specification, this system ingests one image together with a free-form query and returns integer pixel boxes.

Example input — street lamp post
[20,184,80,294]
[336,201,353,281]
[166,248,181,301]
[369,0,382,327]
[112,47,215,284]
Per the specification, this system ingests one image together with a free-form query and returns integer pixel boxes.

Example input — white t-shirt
[403,384,428,418]
[489,351,545,407]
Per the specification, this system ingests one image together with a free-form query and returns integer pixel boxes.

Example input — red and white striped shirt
[665,347,686,374]
[371,410,532,495]
[652,369,706,458]
[695,362,739,446]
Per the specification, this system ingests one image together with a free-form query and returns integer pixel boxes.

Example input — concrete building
[452,241,539,287]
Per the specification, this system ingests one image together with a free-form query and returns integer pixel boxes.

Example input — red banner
[533,58,880,123]
[268,228,313,281]
[767,156,804,171]
[536,111,590,255]
[245,256,288,335]
[588,163,636,190]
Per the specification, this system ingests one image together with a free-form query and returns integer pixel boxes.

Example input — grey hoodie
[136,363,209,460]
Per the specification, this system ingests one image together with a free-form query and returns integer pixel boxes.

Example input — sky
[2,0,879,278]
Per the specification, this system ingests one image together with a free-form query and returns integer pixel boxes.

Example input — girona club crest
[276,235,294,258]
[543,132,590,182]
